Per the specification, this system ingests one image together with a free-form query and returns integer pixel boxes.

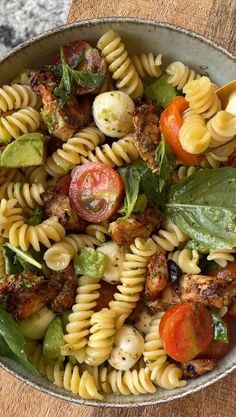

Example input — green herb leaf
[118,165,140,219]
[165,168,236,249]
[4,243,42,270]
[70,70,105,88]
[74,247,105,278]
[144,73,179,108]
[155,135,176,192]
[211,311,229,343]
[0,307,38,374]
[133,193,148,212]
[134,159,162,206]
[2,246,22,275]
[25,207,43,226]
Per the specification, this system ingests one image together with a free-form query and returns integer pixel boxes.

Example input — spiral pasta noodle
[183,76,221,119]
[172,165,198,183]
[46,127,105,177]
[0,84,38,113]
[103,367,156,395]
[0,106,41,142]
[0,182,45,209]
[131,53,162,78]
[109,238,157,329]
[179,110,211,154]
[0,199,23,236]
[0,237,5,278]
[207,249,236,267]
[11,70,31,86]
[151,218,188,252]
[97,30,143,99]
[80,133,139,167]
[85,308,116,366]
[207,110,236,148]
[151,361,186,389]
[44,233,100,271]
[85,222,109,244]
[143,313,167,369]
[166,61,200,90]
[21,166,48,187]
[168,249,201,274]
[0,168,25,186]
[63,276,101,363]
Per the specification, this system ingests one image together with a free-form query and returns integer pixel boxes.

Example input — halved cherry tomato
[75,47,107,95]
[160,302,214,362]
[160,96,203,166]
[202,315,231,359]
[209,261,236,280]
[94,281,118,312]
[54,40,91,67]
[69,162,124,222]
[56,174,71,195]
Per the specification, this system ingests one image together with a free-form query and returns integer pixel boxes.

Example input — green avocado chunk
[1,133,45,168]
[43,317,64,364]
[144,73,178,108]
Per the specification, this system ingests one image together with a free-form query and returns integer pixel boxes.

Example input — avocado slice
[19,307,56,340]
[43,317,65,364]
[144,73,179,108]
[1,133,45,168]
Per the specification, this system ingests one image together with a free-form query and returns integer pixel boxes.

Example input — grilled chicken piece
[30,67,92,140]
[133,103,161,171]
[48,264,77,313]
[0,272,57,321]
[180,359,217,379]
[145,253,168,301]
[146,284,180,313]
[108,206,161,247]
[42,186,87,232]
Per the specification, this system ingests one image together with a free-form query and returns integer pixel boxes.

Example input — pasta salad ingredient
[202,315,231,359]
[144,73,178,108]
[97,241,126,284]
[18,307,56,340]
[74,247,106,279]
[43,317,64,364]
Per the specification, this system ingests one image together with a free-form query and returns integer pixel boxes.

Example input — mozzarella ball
[226,91,236,116]
[93,91,135,138]
[97,240,126,284]
[108,325,144,371]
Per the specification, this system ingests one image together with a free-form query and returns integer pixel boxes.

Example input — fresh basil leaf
[155,135,176,192]
[74,247,105,278]
[0,307,38,374]
[165,168,236,249]
[25,207,43,226]
[70,70,105,88]
[2,246,22,275]
[118,165,140,219]
[133,193,148,212]
[71,49,84,69]
[211,311,228,343]
[134,159,162,206]
[4,243,42,270]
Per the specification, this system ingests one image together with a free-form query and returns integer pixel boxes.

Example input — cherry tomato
[56,174,71,195]
[69,162,124,222]
[94,281,118,312]
[76,47,107,95]
[209,261,236,280]
[229,302,236,319]
[202,315,231,359]
[160,302,214,362]
[54,40,91,67]
[159,96,203,166]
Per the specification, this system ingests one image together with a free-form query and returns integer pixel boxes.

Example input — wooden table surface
[1,1,236,416]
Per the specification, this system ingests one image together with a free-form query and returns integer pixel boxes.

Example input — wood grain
[1,1,236,416]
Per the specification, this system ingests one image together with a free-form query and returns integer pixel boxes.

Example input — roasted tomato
[94,281,118,312]
[160,96,202,166]
[76,47,107,95]
[201,315,231,359]
[69,162,124,222]
[56,174,71,195]
[209,261,236,280]
[54,39,91,67]
[229,302,236,319]
[160,302,214,362]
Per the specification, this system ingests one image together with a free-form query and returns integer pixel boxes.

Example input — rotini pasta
[0,84,38,113]
[179,110,211,154]
[0,106,41,142]
[11,70,31,86]
[80,133,139,167]
[21,166,48,187]
[172,165,198,183]
[97,30,143,99]
[143,313,167,369]
[109,238,157,329]
[46,127,105,177]
[168,249,201,274]
[207,249,236,267]
[166,61,200,90]
[105,367,156,395]
[151,218,188,252]
[85,308,116,366]
[63,275,101,363]
[151,361,186,389]
[0,198,23,234]
[0,168,25,186]
[207,110,236,148]
[43,233,100,271]
[0,236,5,278]
[0,182,45,209]
[85,222,109,244]
[183,76,221,119]
[131,53,162,78]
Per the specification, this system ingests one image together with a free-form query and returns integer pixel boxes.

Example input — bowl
[0,17,235,408]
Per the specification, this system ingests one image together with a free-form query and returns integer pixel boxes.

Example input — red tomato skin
[56,174,71,195]
[160,303,214,362]
[160,96,202,166]
[54,40,91,67]
[229,302,236,319]
[201,315,232,359]
[69,162,124,222]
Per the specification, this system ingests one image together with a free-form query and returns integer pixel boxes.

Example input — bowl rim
[0,16,235,408]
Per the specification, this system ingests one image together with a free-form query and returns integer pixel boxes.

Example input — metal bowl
[0,17,235,407]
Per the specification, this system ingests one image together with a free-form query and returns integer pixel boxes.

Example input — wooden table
[2,1,236,416]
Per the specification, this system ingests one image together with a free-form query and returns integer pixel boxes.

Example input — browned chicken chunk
[133,103,160,171]
[30,67,92,140]
[48,264,77,313]
[108,206,161,247]
[145,253,168,301]
[146,284,180,313]
[180,359,217,379]
[42,186,87,232]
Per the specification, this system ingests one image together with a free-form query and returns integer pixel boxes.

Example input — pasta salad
[0,30,236,401]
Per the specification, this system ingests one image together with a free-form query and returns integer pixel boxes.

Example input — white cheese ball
[226,91,236,116]
[93,91,135,138]
[108,325,144,371]
[97,240,126,284]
